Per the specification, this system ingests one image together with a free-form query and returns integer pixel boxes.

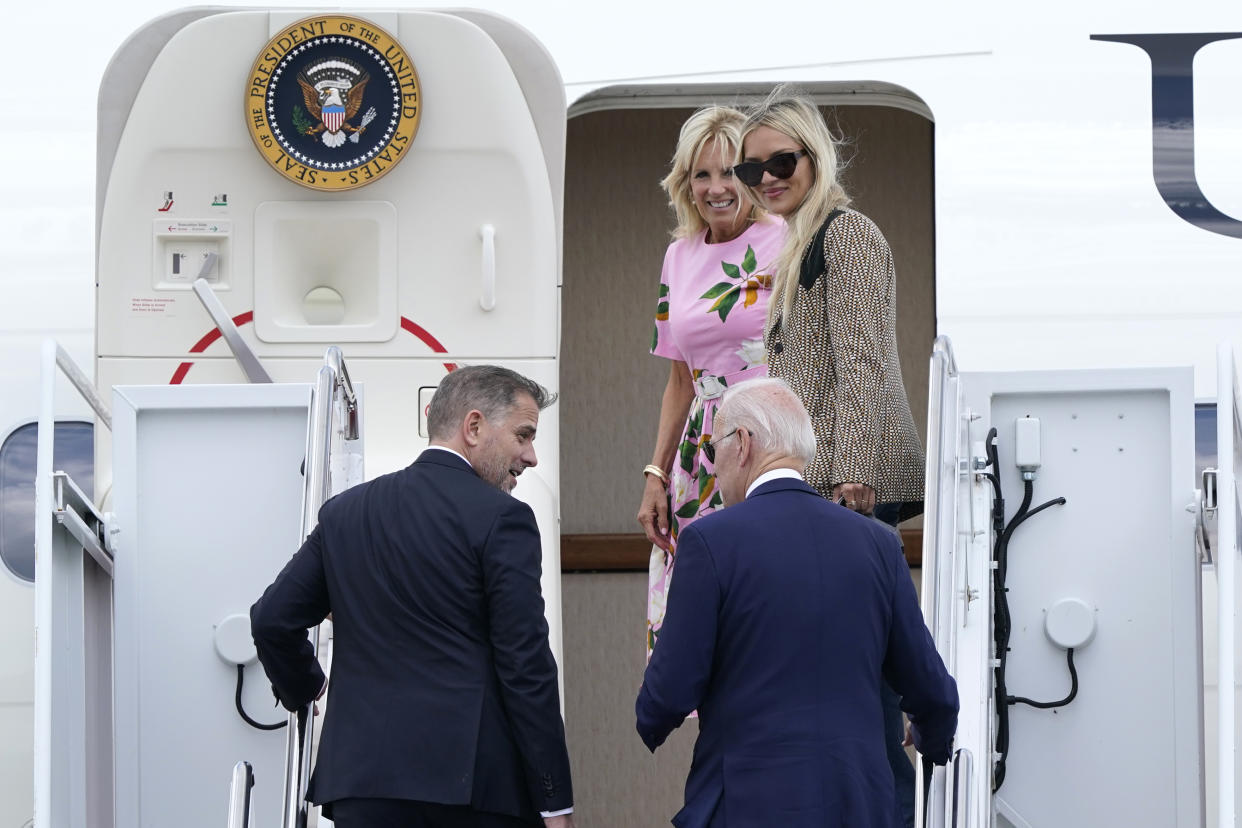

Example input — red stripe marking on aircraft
[170,362,193,385]
[400,317,458,372]
[170,312,456,383]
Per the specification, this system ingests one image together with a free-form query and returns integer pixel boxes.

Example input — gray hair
[426,365,556,440]
[717,378,815,465]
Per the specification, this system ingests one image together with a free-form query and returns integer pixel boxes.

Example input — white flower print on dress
[672,471,692,507]
[735,338,766,369]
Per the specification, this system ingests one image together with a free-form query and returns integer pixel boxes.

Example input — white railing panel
[1217,342,1239,828]
[34,339,115,828]
[919,336,987,828]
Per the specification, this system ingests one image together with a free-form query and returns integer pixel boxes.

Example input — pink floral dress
[646,217,784,655]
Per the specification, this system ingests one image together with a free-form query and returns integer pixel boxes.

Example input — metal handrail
[923,334,960,653]
[932,333,958,375]
[1216,343,1240,828]
[281,348,361,828]
[53,472,113,577]
[191,271,273,384]
[323,346,359,440]
[226,761,254,828]
[54,342,112,430]
[952,749,973,828]
[919,335,961,828]
[34,340,113,826]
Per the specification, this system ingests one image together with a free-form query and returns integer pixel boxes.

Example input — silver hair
[426,365,556,440]
[717,377,816,464]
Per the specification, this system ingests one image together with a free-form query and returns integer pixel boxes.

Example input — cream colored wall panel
[562,572,696,827]
[97,11,557,361]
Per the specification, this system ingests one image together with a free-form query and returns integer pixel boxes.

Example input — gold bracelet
[643,464,669,486]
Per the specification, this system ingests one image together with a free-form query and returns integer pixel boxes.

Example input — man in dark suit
[636,378,957,828]
[251,365,574,827]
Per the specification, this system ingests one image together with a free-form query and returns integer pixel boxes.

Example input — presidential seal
[246,16,421,191]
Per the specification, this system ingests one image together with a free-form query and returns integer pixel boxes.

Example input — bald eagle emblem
[295,57,375,148]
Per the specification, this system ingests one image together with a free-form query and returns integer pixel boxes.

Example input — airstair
[34,325,360,827]
[919,336,1237,827]
[32,321,1240,827]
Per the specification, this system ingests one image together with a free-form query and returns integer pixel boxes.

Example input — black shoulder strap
[798,208,844,290]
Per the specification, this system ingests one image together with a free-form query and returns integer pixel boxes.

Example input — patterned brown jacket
[766,208,925,503]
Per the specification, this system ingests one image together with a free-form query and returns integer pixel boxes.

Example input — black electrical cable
[982,471,1001,499]
[235,663,288,731]
[989,462,1069,793]
[991,479,1029,792]
[985,428,1004,534]
[1009,648,1078,709]
[1004,497,1068,536]
[981,428,1011,791]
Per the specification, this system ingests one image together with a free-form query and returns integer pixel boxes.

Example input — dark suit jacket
[251,449,572,819]
[636,478,957,828]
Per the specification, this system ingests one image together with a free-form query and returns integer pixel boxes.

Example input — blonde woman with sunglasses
[638,106,785,658]
[737,90,924,828]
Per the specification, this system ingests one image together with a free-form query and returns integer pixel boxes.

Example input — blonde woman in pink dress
[638,106,785,656]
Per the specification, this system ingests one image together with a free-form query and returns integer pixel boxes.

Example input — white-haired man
[636,377,957,828]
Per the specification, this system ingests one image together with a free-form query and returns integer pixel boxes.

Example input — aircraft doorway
[558,84,936,825]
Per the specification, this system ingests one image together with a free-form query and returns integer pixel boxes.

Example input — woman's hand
[833,482,876,515]
[638,361,693,554]
[638,474,673,552]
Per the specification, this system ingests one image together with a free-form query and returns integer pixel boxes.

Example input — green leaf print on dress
[674,499,701,519]
[699,282,734,300]
[708,290,741,322]
[698,471,716,505]
[678,405,705,473]
[698,245,770,323]
[652,283,670,350]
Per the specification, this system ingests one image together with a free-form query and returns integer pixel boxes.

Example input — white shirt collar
[423,445,472,468]
[745,468,804,498]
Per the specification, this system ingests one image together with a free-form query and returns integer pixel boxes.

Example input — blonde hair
[661,106,764,240]
[737,88,850,325]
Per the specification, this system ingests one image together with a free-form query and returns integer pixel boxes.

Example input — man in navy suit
[251,365,574,828]
[636,378,957,828]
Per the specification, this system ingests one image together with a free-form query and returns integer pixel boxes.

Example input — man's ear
[462,410,486,447]
[736,427,752,466]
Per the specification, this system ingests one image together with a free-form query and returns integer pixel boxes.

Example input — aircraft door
[97,9,562,364]
[94,8,568,683]
[922,342,1202,827]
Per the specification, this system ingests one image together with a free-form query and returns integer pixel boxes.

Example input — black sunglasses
[702,428,740,464]
[733,150,807,187]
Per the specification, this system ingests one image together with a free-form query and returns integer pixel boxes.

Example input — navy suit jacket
[251,449,572,819]
[636,478,957,828]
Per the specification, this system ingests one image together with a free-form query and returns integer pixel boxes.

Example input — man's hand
[543,814,575,828]
[832,482,876,515]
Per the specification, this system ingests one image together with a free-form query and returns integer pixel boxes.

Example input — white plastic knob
[214,613,257,666]
[1044,598,1095,650]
